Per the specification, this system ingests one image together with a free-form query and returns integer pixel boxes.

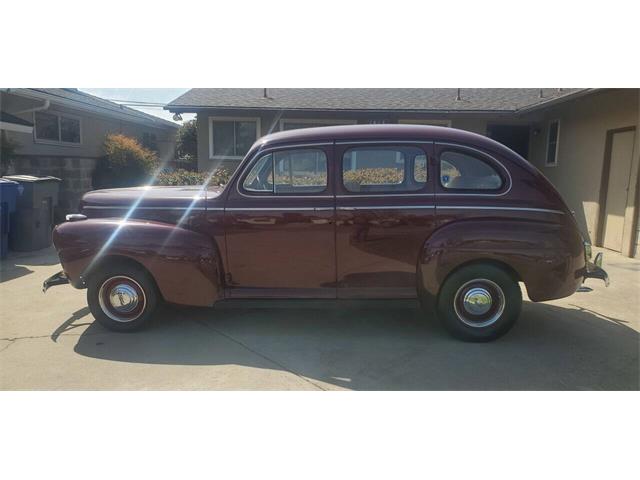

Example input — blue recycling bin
[0,178,20,259]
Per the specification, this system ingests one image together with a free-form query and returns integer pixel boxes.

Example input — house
[1,88,179,218]
[166,88,640,258]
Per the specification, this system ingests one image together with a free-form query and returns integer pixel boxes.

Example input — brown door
[600,128,636,252]
[223,144,336,297]
[334,141,437,298]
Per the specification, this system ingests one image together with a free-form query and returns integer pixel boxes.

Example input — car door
[224,143,336,298]
[334,141,437,298]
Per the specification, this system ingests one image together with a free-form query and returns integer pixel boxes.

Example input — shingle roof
[11,88,178,129]
[166,88,587,113]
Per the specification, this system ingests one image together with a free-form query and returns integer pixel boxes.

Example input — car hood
[80,185,225,211]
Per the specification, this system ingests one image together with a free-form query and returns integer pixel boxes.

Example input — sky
[79,88,196,124]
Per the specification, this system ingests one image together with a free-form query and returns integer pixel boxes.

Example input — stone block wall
[8,155,98,220]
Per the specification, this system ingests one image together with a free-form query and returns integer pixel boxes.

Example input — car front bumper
[42,270,69,293]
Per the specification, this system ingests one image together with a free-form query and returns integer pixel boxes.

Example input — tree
[176,119,198,169]
[0,132,21,176]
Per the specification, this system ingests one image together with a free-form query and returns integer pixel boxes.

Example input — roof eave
[165,105,519,116]
[6,89,179,130]
[515,88,599,114]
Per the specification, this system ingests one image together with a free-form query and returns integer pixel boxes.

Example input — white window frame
[545,119,561,167]
[209,116,261,160]
[398,119,452,127]
[279,118,357,131]
[33,110,82,146]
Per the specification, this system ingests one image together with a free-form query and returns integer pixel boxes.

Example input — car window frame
[338,143,431,195]
[238,145,332,197]
[436,144,510,195]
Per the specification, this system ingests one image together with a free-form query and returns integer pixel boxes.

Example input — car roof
[257,124,520,160]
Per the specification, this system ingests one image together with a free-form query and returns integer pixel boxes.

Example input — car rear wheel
[87,262,159,332]
[437,264,522,342]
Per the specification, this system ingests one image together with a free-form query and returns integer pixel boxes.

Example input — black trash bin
[3,175,61,252]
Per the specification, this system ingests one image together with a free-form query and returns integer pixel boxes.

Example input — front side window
[35,111,81,144]
[242,149,328,194]
[342,146,427,193]
[439,150,503,190]
[546,120,560,166]
[210,118,258,158]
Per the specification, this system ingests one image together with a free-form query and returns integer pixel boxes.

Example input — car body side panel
[52,218,222,307]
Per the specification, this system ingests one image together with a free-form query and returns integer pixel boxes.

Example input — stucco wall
[525,89,639,247]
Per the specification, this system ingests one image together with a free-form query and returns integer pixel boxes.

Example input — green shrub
[154,167,231,186]
[93,134,158,188]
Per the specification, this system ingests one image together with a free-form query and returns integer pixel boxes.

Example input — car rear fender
[418,217,585,304]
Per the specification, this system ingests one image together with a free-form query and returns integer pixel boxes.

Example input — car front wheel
[87,262,159,332]
[437,264,522,342]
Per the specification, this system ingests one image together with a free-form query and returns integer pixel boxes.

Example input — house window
[209,117,259,159]
[142,132,158,151]
[34,111,81,144]
[342,146,427,193]
[242,148,328,194]
[439,151,503,190]
[546,120,560,166]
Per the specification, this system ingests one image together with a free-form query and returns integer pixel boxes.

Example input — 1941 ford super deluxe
[43,125,609,341]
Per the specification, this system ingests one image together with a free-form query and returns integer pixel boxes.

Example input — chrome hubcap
[454,279,505,328]
[108,284,139,313]
[462,288,493,315]
[98,275,146,323]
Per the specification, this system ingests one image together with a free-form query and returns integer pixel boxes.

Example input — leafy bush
[343,168,404,186]
[154,167,231,187]
[93,134,158,188]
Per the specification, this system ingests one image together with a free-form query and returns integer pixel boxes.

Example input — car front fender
[53,218,222,307]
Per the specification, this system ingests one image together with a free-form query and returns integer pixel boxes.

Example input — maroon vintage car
[44,125,608,341]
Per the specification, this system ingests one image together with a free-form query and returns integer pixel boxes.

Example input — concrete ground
[0,246,638,390]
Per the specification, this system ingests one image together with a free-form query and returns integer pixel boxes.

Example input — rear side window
[440,151,503,190]
[342,146,427,193]
[242,148,327,194]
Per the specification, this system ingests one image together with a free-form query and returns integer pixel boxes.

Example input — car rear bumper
[583,253,610,287]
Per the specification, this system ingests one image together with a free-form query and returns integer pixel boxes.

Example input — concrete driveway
[1,246,638,390]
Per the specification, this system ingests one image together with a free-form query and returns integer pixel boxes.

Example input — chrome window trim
[236,144,332,199]
[435,142,513,197]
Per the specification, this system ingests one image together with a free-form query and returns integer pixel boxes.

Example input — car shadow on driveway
[68,300,639,390]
